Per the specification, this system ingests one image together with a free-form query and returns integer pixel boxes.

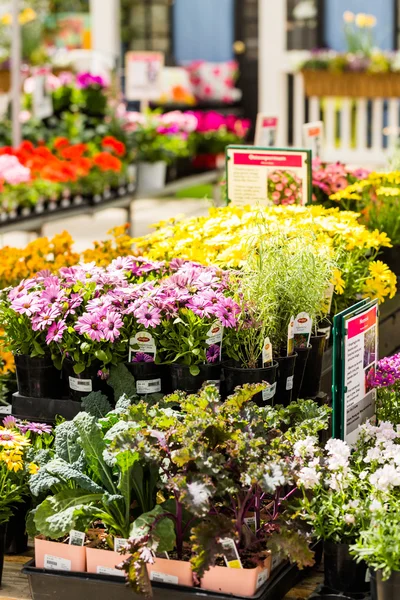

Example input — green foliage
[81,391,112,418]
[108,363,138,401]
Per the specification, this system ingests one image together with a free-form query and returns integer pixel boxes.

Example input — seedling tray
[12,393,81,424]
[23,558,309,600]
[309,584,371,600]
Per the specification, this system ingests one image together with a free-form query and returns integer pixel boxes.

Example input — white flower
[293,436,318,458]
[344,514,355,524]
[187,481,212,508]
[297,466,321,489]
[369,464,400,492]
[369,498,383,512]
[359,471,368,480]
[327,471,349,492]
[349,499,360,509]
[262,464,285,493]
[375,422,397,442]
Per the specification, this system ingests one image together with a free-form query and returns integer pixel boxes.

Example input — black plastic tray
[309,584,371,600]
[12,393,81,424]
[23,557,310,600]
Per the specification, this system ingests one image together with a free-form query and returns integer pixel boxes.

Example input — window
[287,0,324,50]
[121,0,174,62]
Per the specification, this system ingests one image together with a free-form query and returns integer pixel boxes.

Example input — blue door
[173,0,234,64]
[324,0,394,51]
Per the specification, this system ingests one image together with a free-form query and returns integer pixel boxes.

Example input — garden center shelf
[23,555,311,600]
[0,170,219,237]
[11,393,81,424]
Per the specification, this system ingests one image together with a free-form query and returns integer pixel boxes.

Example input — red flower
[53,137,70,150]
[102,136,126,156]
[93,152,122,172]
[60,144,88,160]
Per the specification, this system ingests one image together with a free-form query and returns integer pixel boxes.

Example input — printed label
[262,337,273,368]
[206,321,223,345]
[318,325,331,342]
[129,331,157,362]
[69,530,85,546]
[287,316,295,356]
[136,379,162,394]
[114,537,128,552]
[97,565,124,577]
[44,554,71,572]
[365,569,371,583]
[256,568,269,589]
[286,376,294,391]
[69,377,92,392]
[262,382,277,402]
[150,571,179,584]
[0,404,12,415]
[220,538,242,569]
[271,553,284,570]
[61,198,70,208]
[244,515,256,533]
[293,312,312,349]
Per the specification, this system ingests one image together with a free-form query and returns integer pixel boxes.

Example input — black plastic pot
[379,245,400,279]
[291,346,311,402]
[275,354,297,406]
[5,498,30,554]
[324,541,369,594]
[309,584,369,600]
[14,354,63,399]
[125,361,165,395]
[300,334,327,399]
[170,363,223,394]
[12,392,82,424]
[371,569,400,600]
[62,359,111,402]
[0,523,6,587]
[224,363,278,406]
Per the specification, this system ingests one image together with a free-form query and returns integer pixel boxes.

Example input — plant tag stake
[205,320,224,362]
[244,515,257,533]
[293,312,312,349]
[220,538,242,569]
[256,568,269,589]
[129,331,157,362]
[262,337,273,367]
[44,554,71,572]
[287,316,295,356]
[323,283,334,314]
[69,530,85,546]
[114,537,129,552]
[262,382,277,402]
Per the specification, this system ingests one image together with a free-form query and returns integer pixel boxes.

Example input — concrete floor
[0,197,211,253]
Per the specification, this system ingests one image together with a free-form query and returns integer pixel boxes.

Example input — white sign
[125,52,164,101]
[302,121,324,159]
[255,115,278,147]
[226,146,311,207]
[69,377,92,393]
[32,74,53,120]
[44,554,71,572]
[344,304,378,445]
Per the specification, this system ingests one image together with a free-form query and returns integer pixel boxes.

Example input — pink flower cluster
[0,154,31,185]
[123,110,198,134]
[312,158,370,200]
[368,353,400,389]
[188,111,251,136]
[268,170,302,205]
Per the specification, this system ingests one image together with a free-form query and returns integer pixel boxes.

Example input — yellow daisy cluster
[0,427,30,473]
[363,261,397,303]
[81,225,138,266]
[331,172,400,204]
[134,204,396,306]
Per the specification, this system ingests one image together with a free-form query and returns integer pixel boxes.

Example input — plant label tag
[293,312,312,349]
[61,198,70,208]
[318,325,331,342]
[256,568,269,589]
[155,551,170,559]
[205,320,224,362]
[302,121,324,158]
[0,404,12,415]
[97,565,124,577]
[323,283,334,314]
[271,552,284,570]
[44,554,71,572]
[69,377,92,392]
[35,202,44,214]
[220,538,242,569]
[287,316,295,356]
[262,337,273,367]
[69,530,85,546]
[114,537,129,552]
[21,207,31,216]
[244,515,256,533]
[286,376,294,391]
[365,568,371,583]
[262,382,277,402]
[136,378,162,394]
[129,331,157,362]
[150,571,178,584]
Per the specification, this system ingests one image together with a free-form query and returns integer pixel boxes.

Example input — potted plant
[127,111,193,193]
[115,385,330,595]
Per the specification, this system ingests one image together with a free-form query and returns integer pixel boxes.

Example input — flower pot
[147,556,194,587]
[5,497,30,555]
[86,548,125,577]
[291,345,311,402]
[35,538,86,573]
[371,569,400,600]
[324,541,369,594]
[302,70,400,98]
[137,161,167,194]
[125,361,165,395]
[224,363,278,406]
[0,523,6,586]
[200,555,272,597]
[62,359,111,402]
[169,363,223,394]
[14,354,63,399]
[300,334,326,399]
[379,246,400,280]
[275,354,297,406]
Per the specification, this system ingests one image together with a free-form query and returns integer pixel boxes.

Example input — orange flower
[102,136,126,157]
[53,137,70,150]
[60,144,88,160]
[93,152,122,172]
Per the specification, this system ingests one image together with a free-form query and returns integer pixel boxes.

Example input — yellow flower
[369,260,391,278]
[1,13,11,25]
[0,349,15,375]
[19,8,37,24]
[0,428,30,449]
[364,14,377,28]
[28,463,39,475]
[355,13,368,28]
[332,268,345,295]
[0,449,24,472]
[343,11,355,23]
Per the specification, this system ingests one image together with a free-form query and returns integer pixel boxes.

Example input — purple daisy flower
[46,321,67,344]
[97,369,110,380]
[136,305,162,328]
[206,344,221,364]
[19,422,52,435]
[11,294,42,317]
[32,305,61,331]
[3,415,17,428]
[132,352,154,363]
[75,313,104,342]
[186,294,213,318]
[102,311,124,342]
